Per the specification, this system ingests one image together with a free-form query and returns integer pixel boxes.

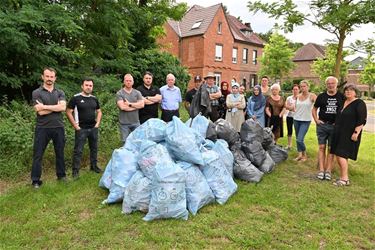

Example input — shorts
[316,123,334,146]
[286,116,293,136]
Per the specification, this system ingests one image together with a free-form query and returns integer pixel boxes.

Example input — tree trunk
[334,29,346,81]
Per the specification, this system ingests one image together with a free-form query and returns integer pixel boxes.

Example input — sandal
[324,172,332,181]
[333,179,350,186]
[294,156,302,161]
[317,171,325,180]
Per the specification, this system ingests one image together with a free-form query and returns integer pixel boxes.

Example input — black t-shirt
[137,84,161,122]
[314,92,344,123]
[32,86,66,128]
[185,88,197,104]
[67,94,100,129]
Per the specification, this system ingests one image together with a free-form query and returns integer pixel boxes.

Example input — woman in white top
[285,84,300,149]
[293,80,316,162]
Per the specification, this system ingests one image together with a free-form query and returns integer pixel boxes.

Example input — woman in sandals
[330,83,367,186]
[293,80,316,162]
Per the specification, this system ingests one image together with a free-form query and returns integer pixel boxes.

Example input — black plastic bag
[258,152,275,173]
[214,119,240,146]
[206,121,218,141]
[240,118,264,143]
[232,148,263,183]
[267,144,288,164]
[262,127,274,150]
[241,141,267,167]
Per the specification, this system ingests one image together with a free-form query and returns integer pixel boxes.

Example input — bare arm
[66,108,80,130]
[130,99,145,109]
[117,100,135,111]
[210,90,222,100]
[265,107,271,117]
[147,94,162,103]
[95,109,102,128]
[34,100,66,115]
[312,106,322,124]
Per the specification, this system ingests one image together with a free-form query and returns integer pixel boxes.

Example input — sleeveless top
[294,94,313,121]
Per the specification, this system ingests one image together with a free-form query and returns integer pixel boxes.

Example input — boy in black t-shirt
[66,78,102,178]
[312,76,344,181]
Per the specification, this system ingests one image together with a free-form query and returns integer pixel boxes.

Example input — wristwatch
[129,103,132,107]
[145,96,149,100]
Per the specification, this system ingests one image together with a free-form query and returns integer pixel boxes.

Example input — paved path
[364,101,375,133]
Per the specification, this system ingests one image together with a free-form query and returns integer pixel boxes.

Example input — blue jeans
[72,127,98,172]
[31,127,66,181]
[119,123,140,143]
[293,120,311,152]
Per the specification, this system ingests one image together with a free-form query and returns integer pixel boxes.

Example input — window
[250,74,257,88]
[218,22,222,34]
[214,72,221,86]
[243,48,248,64]
[215,44,223,61]
[232,48,238,63]
[253,50,258,65]
[191,20,202,29]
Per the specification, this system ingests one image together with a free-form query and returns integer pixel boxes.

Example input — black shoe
[90,166,102,173]
[32,180,43,189]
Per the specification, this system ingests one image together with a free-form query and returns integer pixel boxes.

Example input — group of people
[30,67,366,188]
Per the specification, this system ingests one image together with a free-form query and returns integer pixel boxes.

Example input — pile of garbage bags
[99,114,288,221]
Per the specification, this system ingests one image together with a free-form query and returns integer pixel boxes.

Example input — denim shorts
[316,123,334,146]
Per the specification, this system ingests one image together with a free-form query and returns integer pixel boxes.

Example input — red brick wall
[290,60,320,84]
[158,23,180,57]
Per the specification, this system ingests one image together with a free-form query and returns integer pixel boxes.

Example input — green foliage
[360,61,375,92]
[312,43,350,84]
[258,30,303,51]
[248,0,375,78]
[259,32,296,82]
[0,0,188,96]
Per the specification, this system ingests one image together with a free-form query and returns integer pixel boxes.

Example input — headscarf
[252,85,266,111]
[221,81,230,98]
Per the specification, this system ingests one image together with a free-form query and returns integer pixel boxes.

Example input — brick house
[289,43,325,84]
[157,4,264,90]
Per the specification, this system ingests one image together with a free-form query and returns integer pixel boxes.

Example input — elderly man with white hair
[265,83,286,144]
[312,76,344,181]
[160,73,182,122]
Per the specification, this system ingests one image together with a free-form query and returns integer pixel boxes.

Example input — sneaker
[90,166,102,173]
[32,180,43,189]
[324,172,332,181]
[317,171,325,180]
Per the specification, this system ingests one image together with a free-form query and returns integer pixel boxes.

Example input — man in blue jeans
[31,67,67,188]
[66,78,103,179]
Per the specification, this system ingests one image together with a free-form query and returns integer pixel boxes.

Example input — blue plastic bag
[143,162,188,221]
[185,114,210,138]
[125,118,167,152]
[200,150,237,205]
[212,139,234,177]
[99,158,112,189]
[102,147,138,204]
[138,140,175,179]
[122,171,152,214]
[177,161,215,216]
[165,116,204,165]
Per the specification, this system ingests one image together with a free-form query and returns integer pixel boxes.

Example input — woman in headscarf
[218,81,230,119]
[225,82,246,132]
[247,85,266,127]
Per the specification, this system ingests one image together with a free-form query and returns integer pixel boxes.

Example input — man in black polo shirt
[31,67,67,188]
[66,78,102,178]
[184,75,202,111]
[137,71,162,124]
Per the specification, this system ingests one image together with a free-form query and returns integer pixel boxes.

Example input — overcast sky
[176,0,375,60]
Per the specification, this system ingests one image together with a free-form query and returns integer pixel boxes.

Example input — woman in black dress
[331,83,367,186]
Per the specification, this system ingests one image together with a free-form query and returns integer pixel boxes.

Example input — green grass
[1,120,374,248]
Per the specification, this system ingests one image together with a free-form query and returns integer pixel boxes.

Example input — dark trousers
[31,127,66,181]
[209,106,220,122]
[72,128,98,172]
[161,109,179,122]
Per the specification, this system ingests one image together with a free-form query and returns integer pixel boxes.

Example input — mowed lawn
[0,124,374,249]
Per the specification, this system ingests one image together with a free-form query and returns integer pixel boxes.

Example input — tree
[0,0,188,100]
[258,32,296,82]
[312,44,350,84]
[259,30,303,51]
[352,38,375,93]
[248,0,375,81]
